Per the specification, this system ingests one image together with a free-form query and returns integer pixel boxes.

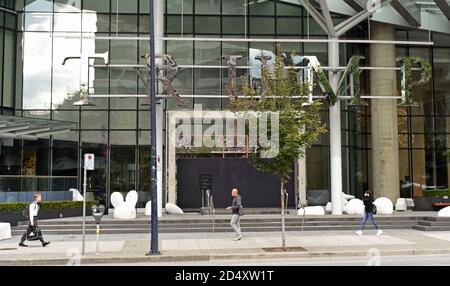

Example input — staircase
[413,217,450,231]
[11,215,430,236]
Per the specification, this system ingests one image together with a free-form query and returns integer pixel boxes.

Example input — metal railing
[201,190,216,232]
[298,195,307,232]
[210,195,215,233]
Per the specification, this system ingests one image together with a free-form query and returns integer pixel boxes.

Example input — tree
[232,48,326,249]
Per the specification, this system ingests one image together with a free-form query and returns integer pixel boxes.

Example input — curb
[2,248,450,265]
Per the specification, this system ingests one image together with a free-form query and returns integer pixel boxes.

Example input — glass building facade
[0,0,450,208]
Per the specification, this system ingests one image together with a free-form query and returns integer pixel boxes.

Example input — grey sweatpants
[230,214,242,237]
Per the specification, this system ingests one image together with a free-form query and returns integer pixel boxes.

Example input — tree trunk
[281,180,286,250]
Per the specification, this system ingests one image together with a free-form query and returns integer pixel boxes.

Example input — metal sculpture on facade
[254,54,272,100]
[157,54,185,106]
[223,55,243,104]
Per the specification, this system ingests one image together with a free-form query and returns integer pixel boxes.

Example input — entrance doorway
[176,158,295,209]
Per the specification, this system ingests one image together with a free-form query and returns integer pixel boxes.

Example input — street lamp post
[148,0,159,255]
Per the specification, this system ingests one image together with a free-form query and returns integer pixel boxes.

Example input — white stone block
[406,199,415,208]
[297,206,325,216]
[69,189,84,201]
[395,198,407,211]
[374,197,394,215]
[342,192,355,201]
[344,199,365,216]
[113,206,137,219]
[111,191,138,219]
[438,206,450,217]
[145,201,152,216]
[111,192,124,208]
[341,197,349,207]
[165,203,184,214]
[325,202,332,213]
[125,191,138,207]
[0,223,11,241]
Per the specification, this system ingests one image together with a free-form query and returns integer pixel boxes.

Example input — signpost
[82,153,95,255]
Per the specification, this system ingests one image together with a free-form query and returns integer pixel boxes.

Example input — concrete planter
[413,197,434,211]
[414,197,450,211]
[0,208,93,226]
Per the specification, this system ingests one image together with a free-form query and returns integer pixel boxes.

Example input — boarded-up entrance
[176,158,295,209]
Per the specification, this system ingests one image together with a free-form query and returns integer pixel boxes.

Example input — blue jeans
[360,212,380,231]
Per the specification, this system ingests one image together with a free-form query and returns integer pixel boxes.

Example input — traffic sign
[84,154,95,170]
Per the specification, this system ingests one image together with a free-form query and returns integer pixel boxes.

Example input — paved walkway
[30,211,439,222]
[1,230,450,265]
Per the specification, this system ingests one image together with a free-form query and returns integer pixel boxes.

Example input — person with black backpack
[356,191,383,236]
[19,192,50,247]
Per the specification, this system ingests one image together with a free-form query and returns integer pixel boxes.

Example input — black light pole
[148,0,159,255]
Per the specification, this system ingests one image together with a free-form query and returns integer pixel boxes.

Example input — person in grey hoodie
[227,188,243,241]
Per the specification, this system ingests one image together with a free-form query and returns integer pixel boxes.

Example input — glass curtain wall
[397,31,450,198]
[0,3,16,112]
[8,0,450,205]
[165,0,332,204]
[14,0,152,207]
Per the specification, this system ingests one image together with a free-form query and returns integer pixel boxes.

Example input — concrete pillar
[297,157,307,207]
[329,39,343,215]
[167,111,178,205]
[370,22,400,203]
[155,0,164,217]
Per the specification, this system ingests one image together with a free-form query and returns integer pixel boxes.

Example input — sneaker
[42,242,51,247]
[355,230,363,236]
[234,236,242,241]
[19,242,28,247]
[377,229,383,236]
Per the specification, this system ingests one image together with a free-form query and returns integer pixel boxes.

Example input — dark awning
[0,115,76,140]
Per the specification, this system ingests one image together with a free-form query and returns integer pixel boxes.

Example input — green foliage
[397,56,432,106]
[444,150,450,158]
[423,190,450,197]
[0,201,99,212]
[315,66,337,106]
[233,48,327,184]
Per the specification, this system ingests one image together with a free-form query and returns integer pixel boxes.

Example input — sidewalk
[1,230,450,265]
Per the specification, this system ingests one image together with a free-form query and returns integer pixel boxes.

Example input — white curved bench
[0,223,11,241]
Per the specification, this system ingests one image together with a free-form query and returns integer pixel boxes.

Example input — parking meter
[91,205,105,255]
[92,204,105,224]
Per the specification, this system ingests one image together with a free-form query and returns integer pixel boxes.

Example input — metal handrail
[210,195,215,233]
[298,197,306,232]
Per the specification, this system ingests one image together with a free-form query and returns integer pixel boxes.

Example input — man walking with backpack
[19,192,50,247]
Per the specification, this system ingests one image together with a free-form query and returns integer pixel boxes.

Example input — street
[87,254,450,266]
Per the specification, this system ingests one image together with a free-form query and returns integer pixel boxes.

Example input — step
[12,225,413,236]
[12,222,416,232]
[417,221,450,227]
[15,216,422,226]
[413,225,450,232]
[12,220,417,231]
[421,217,450,223]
